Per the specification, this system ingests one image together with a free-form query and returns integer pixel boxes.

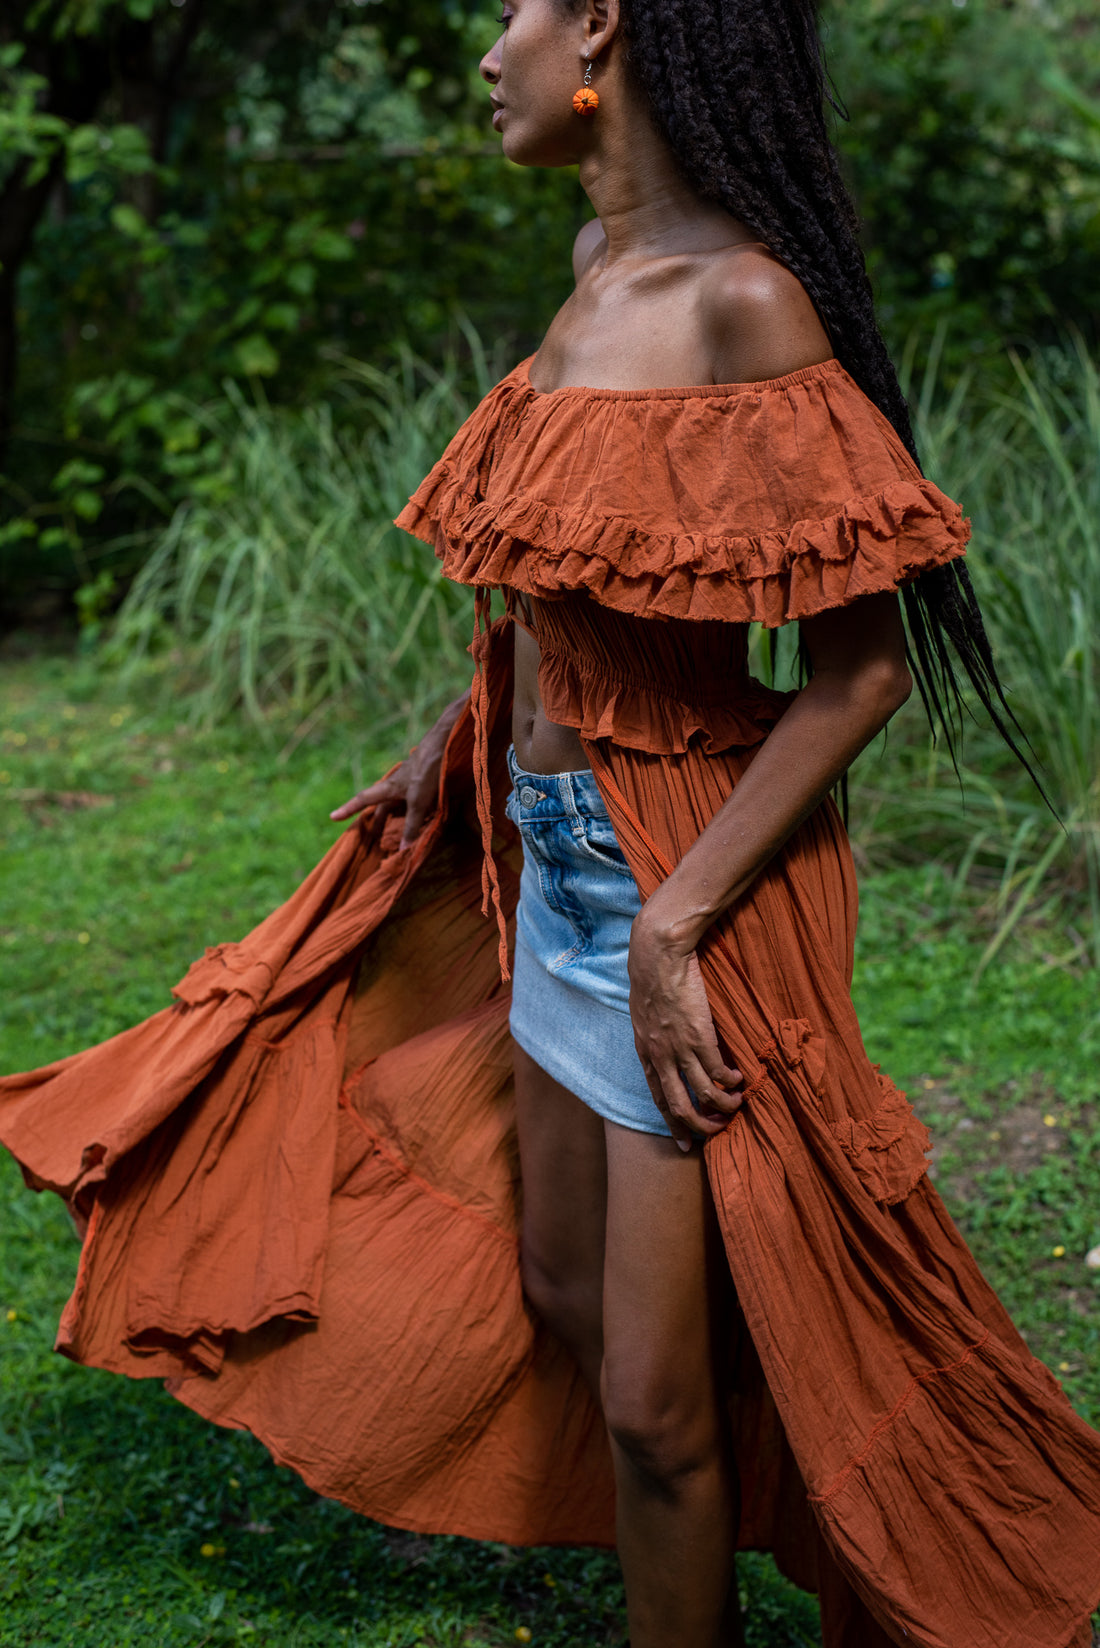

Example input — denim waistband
[506,744,609,823]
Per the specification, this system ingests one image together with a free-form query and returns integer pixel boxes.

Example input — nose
[480,34,502,85]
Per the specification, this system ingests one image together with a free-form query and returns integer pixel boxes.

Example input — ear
[581,0,621,64]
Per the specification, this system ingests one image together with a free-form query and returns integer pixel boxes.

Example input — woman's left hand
[628,898,743,1153]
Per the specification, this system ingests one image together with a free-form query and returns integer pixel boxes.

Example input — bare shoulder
[700,244,834,384]
[572,217,606,284]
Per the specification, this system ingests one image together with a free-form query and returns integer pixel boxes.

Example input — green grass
[2,649,1099,1645]
[107,350,485,737]
[852,862,1100,1425]
[0,650,390,1068]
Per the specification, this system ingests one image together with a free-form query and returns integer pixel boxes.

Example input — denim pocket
[575,816,632,874]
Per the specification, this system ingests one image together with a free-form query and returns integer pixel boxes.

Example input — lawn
[2,647,1098,1647]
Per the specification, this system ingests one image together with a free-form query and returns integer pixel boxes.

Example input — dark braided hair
[604,0,1031,771]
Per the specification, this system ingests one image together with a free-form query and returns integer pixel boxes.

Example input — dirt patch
[916,1078,1100,1370]
[381,1528,436,1567]
[916,1077,1088,1204]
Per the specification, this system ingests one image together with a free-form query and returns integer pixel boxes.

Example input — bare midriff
[511,622,589,774]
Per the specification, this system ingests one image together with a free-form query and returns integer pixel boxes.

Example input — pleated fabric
[3,358,1100,1648]
[396,355,971,631]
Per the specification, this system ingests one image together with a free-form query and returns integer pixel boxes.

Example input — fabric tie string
[471,586,511,981]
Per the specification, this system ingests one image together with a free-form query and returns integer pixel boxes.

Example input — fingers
[399,776,438,849]
[330,759,439,851]
[329,772,405,822]
[361,800,395,851]
[666,1062,730,1144]
[628,940,748,1149]
[697,1051,745,1112]
[641,1044,745,1154]
[641,1061,697,1154]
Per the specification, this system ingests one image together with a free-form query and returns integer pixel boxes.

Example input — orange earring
[572,55,599,115]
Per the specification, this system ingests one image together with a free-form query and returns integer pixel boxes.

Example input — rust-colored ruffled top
[397,355,970,755]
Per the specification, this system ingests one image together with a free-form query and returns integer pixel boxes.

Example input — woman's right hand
[329,690,469,850]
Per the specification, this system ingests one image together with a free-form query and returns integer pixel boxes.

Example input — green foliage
[2,0,582,612]
[0,40,153,190]
[824,0,1100,352]
[3,0,1099,632]
[965,340,1100,953]
[24,0,162,38]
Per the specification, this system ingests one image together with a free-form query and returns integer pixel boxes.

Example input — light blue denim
[506,747,672,1137]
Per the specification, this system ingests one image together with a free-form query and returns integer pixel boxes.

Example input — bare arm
[627,251,909,1148]
[629,594,912,1151]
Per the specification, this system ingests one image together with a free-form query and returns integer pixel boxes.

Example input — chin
[501,114,583,170]
[501,128,581,169]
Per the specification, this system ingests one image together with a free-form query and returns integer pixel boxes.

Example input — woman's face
[479,0,592,168]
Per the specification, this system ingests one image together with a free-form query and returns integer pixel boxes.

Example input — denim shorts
[506,748,672,1137]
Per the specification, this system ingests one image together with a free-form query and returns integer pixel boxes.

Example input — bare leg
[512,1043,607,1396]
[512,1046,742,1645]
[602,1126,744,1648]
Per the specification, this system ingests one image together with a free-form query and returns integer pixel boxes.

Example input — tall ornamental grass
[855,334,1100,965]
[110,345,497,734]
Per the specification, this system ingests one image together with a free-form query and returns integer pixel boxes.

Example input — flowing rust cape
[3,358,1100,1648]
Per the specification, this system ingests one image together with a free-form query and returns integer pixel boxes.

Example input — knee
[520,1246,600,1357]
[601,1366,720,1491]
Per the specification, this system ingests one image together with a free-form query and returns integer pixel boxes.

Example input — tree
[0,0,582,612]
[7,0,1098,620]
[0,0,351,461]
[822,0,1100,348]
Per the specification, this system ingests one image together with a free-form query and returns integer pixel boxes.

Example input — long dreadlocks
[594,0,1027,766]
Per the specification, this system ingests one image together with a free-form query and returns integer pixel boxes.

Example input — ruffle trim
[397,468,970,628]
[829,1068,933,1207]
[764,1020,931,1206]
[173,943,274,1011]
[536,647,794,755]
[808,1329,993,1507]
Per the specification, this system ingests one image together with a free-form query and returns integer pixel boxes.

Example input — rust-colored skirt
[1,627,1099,1648]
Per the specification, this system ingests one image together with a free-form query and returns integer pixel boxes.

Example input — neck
[577,89,745,262]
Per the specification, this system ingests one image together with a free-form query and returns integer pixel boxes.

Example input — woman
[327,1,1100,1644]
[334,3,911,1644]
[3,3,1100,1646]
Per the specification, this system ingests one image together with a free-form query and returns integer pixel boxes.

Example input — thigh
[513,1042,608,1304]
[601,1126,734,1436]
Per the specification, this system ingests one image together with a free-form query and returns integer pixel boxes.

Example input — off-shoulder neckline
[517,353,846,402]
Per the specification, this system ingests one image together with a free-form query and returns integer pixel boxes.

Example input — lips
[490,100,505,131]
